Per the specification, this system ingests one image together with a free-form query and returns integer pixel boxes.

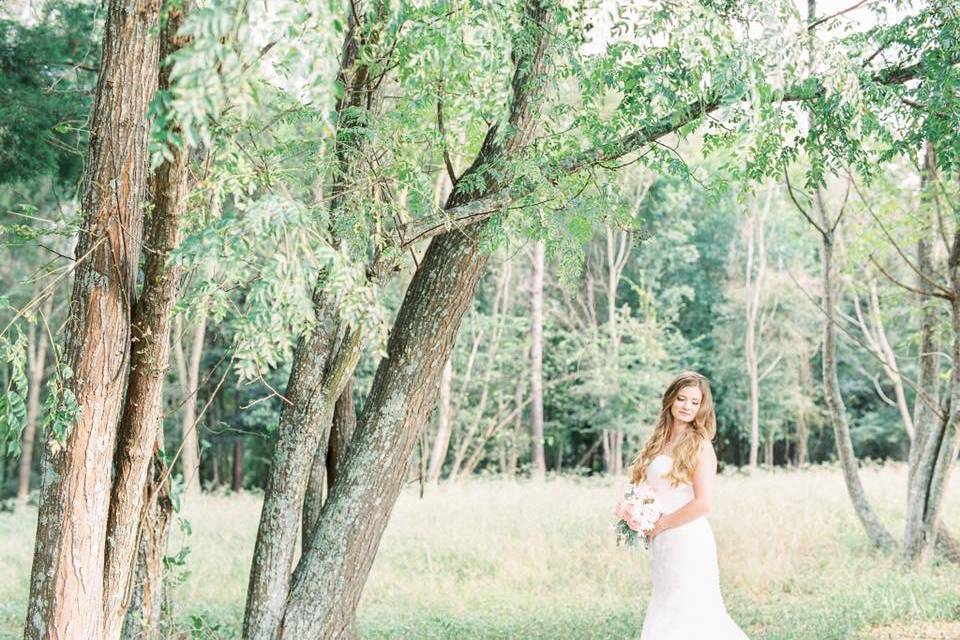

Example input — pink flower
[625,513,644,532]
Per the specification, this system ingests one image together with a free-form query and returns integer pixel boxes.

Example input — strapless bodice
[645,454,694,514]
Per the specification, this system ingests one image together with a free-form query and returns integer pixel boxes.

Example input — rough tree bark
[282,226,494,637]
[326,380,358,489]
[25,0,162,635]
[118,443,172,640]
[302,379,357,547]
[243,7,384,636]
[101,3,196,635]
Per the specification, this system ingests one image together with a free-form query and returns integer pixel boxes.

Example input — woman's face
[670,384,702,427]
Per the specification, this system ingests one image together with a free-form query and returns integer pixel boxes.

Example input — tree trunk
[302,378,357,549]
[744,190,772,471]
[243,9,381,635]
[101,4,196,633]
[604,227,626,477]
[281,222,495,638]
[797,348,814,466]
[817,195,896,551]
[327,379,357,491]
[176,314,207,497]
[276,4,553,634]
[18,294,53,505]
[530,238,546,480]
[903,142,955,565]
[119,446,173,640]
[25,0,161,635]
[785,431,793,468]
[903,291,960,564]
[796,412,809,466]
[210,441,221,488]
[230,437,243,492]
[426,358,454,483]
[796,0,893,552]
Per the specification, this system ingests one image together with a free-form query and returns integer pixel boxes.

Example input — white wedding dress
[639,454,749,639]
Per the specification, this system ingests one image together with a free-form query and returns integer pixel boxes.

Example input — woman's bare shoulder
[699,439,717,463]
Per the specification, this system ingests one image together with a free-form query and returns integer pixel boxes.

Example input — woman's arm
[653,440,717,535]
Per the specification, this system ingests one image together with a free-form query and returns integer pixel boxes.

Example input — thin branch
[868,254,952,300]
[828,178,852,235]
[848,173,955,298]
[783,166,828,237]
[436,84,458,186]
[808,0,876,31]
[786,267,944,420]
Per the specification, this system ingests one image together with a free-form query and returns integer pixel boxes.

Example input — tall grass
[0,462,957,639]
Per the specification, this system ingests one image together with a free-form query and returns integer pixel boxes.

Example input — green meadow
[1,463,957,639]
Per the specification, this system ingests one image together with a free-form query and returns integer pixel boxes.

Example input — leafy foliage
[0,1,99,184]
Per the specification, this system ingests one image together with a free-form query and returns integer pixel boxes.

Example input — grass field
[1,462,958,639]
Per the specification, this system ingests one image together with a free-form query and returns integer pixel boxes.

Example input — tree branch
[808,0,876,32]
[380,47,953,258]
[436,83,458,186]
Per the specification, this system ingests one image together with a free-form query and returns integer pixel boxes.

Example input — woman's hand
[647,515,671,540]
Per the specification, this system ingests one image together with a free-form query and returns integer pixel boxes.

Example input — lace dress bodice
[645,453,695,515]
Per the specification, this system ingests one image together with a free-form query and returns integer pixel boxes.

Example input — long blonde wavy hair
[629,371,717,487]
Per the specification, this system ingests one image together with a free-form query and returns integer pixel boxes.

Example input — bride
[629,371,749,639]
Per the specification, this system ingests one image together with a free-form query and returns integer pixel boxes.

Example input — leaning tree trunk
[280,218,496,638]
[798,0,893,552]
[302,378,357,547]
[243,9,383,636]
[25,0,162,636]
[529,238,547,479]
[817,203,896,551]
[276,4,553,635]
[243,292,361,638]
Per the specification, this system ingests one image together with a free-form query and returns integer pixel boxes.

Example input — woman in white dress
[629,371,749,640]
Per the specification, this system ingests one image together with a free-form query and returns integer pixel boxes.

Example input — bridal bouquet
[613,484,662,550]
